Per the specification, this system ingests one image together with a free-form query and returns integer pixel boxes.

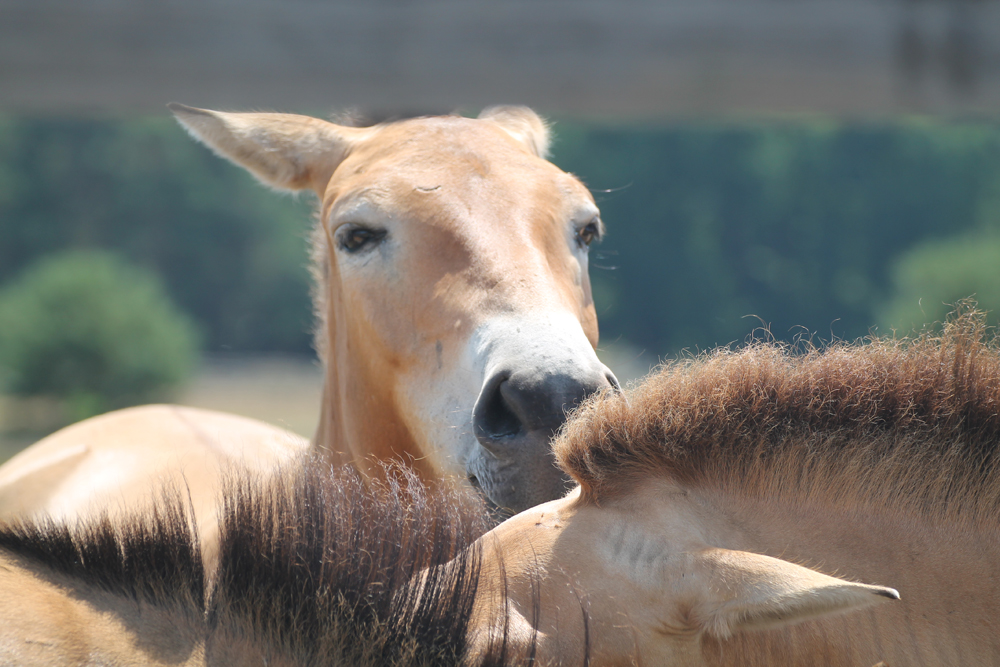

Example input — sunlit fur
[0,461,546,667]
[559,307,1000,515]
[0,488,204,612]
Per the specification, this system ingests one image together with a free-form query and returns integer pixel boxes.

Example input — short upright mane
[557,311,1000,520]
[209,461,497,666]
[0,489,204,610]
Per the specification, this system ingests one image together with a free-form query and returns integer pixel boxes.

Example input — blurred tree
[879,234,1000,332]
[0,116,315,354]
[0,250,200,421]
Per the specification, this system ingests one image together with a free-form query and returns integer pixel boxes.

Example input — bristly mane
[557,310,1000,521]
[209,461,510,666]
[0,460,539,666]
[0,489,204,611]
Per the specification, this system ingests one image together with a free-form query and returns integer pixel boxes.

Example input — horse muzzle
[469,362,618,514]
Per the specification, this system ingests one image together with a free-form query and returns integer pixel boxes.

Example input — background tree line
[1,114,998,394]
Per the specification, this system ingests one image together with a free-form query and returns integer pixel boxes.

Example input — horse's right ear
[168,103,370,194]
[478,106,551,159]
[693,548,899,639]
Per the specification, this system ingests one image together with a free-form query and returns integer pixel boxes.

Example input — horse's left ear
[168,103,371,194]
[478,106,551,159]
[693,548,899,639]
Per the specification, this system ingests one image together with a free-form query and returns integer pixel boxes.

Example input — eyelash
[338,226,387,253]
[576,220,601,248]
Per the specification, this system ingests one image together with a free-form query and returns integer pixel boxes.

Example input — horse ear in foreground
[0,104,617,538]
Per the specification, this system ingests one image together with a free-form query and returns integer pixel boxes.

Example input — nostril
[474,376,521,441]
[606,371,622,393]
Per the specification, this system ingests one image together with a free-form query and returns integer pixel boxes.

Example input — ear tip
[873,586,900,601]
[167,102,209,118]
[477,105,551,158]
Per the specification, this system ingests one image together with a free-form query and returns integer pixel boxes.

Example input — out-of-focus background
[3,0,1000,461]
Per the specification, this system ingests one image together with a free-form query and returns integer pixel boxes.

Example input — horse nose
[473,366,618,452]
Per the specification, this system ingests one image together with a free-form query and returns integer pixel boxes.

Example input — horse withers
[0,105,617,530]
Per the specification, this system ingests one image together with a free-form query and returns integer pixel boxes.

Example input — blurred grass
[178,355,322,438]
[0,355,323,465]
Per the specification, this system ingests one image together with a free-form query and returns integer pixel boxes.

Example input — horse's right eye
[338,226,386,253]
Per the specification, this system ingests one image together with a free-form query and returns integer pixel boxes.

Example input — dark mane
[0,459,538,666]
[0,489,204,611]
[557,309,1000,520]
[209,460,506,666]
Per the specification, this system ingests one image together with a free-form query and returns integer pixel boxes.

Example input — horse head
[169,104,617,513]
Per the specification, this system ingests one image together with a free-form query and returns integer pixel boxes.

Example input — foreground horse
[9,317,997,664]
[481,312,1000,663]
[0,461,891,666]
[0,104,616,528]
[0,463,498,666]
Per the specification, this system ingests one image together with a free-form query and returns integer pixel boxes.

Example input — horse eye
[339,226,386,253]
[576,220,600,248]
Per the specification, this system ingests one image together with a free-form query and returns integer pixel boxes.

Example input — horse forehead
[328,118,588,216]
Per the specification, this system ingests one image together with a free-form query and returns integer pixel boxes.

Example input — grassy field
[0,343,652,466]
[178,355,323,438]
[0,355,323,465]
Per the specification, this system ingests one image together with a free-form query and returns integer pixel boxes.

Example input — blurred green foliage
[0,116,315,354]
[0,250,199,420]
[1,114,999,372]
[880,231,1000,331]
[551,119,1000,354]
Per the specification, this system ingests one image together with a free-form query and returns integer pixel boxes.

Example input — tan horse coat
[0,405,305,565]
[0,550,206,666]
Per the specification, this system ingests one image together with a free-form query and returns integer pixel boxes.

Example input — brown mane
[557,309,1000,523]
[209,462,502,666]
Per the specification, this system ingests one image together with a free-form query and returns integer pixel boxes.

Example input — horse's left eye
[339,226,387,253]
[576,220,601,248]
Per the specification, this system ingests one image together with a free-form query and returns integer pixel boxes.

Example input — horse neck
[695,484,1000,666]
[312,366,351,468]
[311,320,434,481]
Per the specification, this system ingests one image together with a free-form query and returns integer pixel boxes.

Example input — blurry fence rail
[2,0,1000,117]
